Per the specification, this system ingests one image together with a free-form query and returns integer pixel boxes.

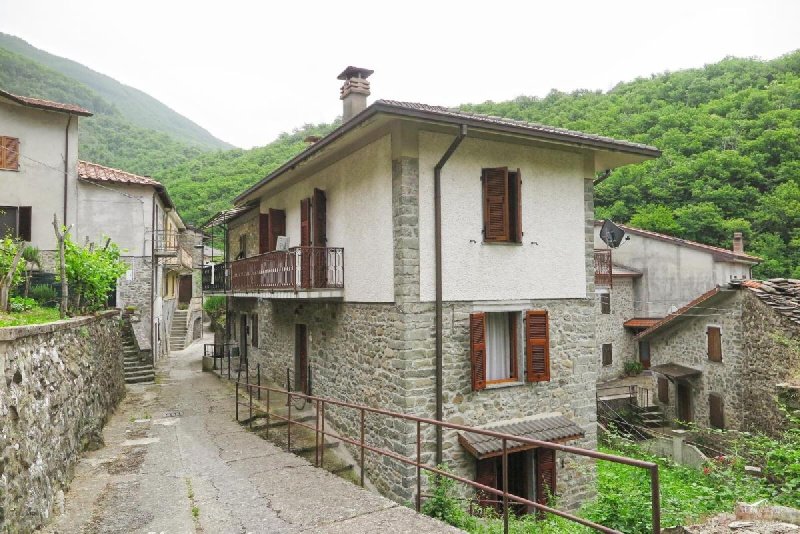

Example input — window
[601,344,612,366]
[600,293,611,314]
[0,206,31,240]
[0,137,19,171]
[482,167,522,243]
[251,314,258,347]
[470,310,549,391]
[707,326,722,362]
[237,234,247,260]
[709,394,724,429]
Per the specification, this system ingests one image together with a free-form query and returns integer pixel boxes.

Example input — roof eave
[0,90,93,117]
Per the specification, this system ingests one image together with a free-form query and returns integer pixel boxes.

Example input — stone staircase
[636,404,667,428]
[170,309,188,351]
[122,323,154,384]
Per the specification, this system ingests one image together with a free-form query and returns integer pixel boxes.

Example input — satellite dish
[600,220,626,248]
[276,236,289,252]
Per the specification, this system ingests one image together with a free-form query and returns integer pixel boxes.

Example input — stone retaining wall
[0,311,126,532]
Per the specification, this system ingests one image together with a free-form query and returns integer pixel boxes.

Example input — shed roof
[201,202,258,229]
[458,415,584,460]
[623,318,662,330]
[650,363,702,379]
[0,88,93,116]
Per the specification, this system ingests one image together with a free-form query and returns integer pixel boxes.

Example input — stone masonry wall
[117,256,153,354]
[741,292,800,436]
[597,277,637,383]
[0,311,126,532]
[648,290,746,429]
[227,212,260,259]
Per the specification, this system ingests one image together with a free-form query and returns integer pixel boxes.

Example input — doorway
[294,324,308,394]
[476,451,533,515]
[178,275,192,305]
[239,314,248,365]
[677,382,692,423]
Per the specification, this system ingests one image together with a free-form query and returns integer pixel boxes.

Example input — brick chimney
[338,66,373,121]
[732,232,744,254]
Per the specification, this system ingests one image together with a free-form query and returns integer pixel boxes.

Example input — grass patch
[0,306,61,327]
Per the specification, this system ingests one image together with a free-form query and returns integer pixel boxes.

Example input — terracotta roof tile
[595,221,760,263]
[0,89,92,116]
[78,160,162,187]
[744,279,800,326]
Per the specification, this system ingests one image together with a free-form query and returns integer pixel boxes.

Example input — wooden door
[535,448,556,509]
[294,324,308,394]
[677,382,692,423]
[178,275,192,304]
[508,451,530,515]
[638,340,651,369]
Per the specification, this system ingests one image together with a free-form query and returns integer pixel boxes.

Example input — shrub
[63,234,128,313]
[203,295,226,325]
[9,296,36,312]
[30,284,57,306]
[623,361,644,376]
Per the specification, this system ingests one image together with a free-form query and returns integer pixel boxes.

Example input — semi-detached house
[203,67,660,510]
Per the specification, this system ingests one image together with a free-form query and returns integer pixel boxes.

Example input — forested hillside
[0,33,231,150]
[462,52,800,278]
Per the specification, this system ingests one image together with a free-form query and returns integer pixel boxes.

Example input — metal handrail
[234,381,661,534]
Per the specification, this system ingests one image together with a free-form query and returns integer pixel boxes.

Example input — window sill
[0,168,20,172]
[482,241,523,246]
[485,380,526,390]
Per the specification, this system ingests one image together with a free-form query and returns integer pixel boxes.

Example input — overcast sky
[1,0,798,148]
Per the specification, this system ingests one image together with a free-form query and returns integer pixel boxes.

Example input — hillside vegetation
[462,51,800,278]
[0,33,231,150]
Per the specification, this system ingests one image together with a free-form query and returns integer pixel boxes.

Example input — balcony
[594,249,613,287]
[203,247,344,299]
[153,230,179,256]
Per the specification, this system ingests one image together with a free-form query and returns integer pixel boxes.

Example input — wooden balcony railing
[206,247,344,293]
[594,249,613,288]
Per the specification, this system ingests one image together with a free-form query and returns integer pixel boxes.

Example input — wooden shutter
[470,312,487,391]
[268,208,286,251]
[258,213,270,254]
[476,458,498,509]
[18,207,31,241]
[535,448,557,507]
[482,167,509,241]
[511,168,522,242]
[312,188,327,246]
[300,198,312,246]
[600,293,611,314]
[707,326,722,362]
[601,344,612,366]
[525,310,550,382]
[657,376,669,403]
[1,137,19,170]
[709,394,724,429]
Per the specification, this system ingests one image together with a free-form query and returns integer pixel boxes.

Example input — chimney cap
[337,66,374,81]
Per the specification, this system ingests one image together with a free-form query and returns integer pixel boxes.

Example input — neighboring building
[635,279,800,437]
[593,223,758,382]
[0,87,200,366]
[0,89,91,269]
[77,161,203,360]
[203,67,660,510]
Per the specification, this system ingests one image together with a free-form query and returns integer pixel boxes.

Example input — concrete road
[42,333,461,534]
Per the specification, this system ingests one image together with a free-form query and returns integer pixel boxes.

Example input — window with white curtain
[485,312,519,383]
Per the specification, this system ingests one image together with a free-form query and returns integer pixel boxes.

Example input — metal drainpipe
[151,193,156,360]
[63,114,72,225]
[434,124,467,466]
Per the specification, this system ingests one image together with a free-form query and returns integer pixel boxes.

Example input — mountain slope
[0,33,231,150]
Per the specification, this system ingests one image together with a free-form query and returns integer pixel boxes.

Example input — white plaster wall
[419,132,587,302]
[594,228,753,317]
[258,135,394,302]
[76,182,154,257]
[0,100,79,251]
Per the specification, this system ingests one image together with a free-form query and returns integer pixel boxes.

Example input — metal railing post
[315,399,320,467]
[416,420,421,512]
[257,363,261,400]
[287,391,292,452]
[228,350,231,379]
[320,400,325,467]
[249,381,253,429]
[502,438,509,534]
[651,465,661,534]
[266,388,270,438]
[360,408,365,487]
[235,381,239,422]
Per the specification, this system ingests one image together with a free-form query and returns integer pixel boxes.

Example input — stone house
[0,88,200,363]
[203,67,660,510]
[634,279,800,437]
[593,222,758,383]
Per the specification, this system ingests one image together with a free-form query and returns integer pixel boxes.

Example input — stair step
[125,375,154,384]
[125,368,155,378]
[124,363,152,371]
[291,442,340,454]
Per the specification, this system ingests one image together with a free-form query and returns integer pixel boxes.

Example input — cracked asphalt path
[42,332,461,534]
